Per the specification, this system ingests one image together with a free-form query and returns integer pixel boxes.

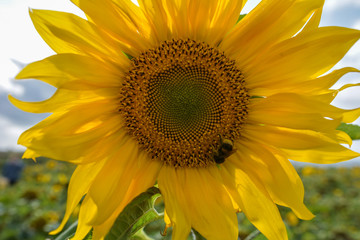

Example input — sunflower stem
[244,230,260,240]
[130,228,152,240]
[53,220,78,240]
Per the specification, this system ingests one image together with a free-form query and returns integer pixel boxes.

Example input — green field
[1,152,360,240]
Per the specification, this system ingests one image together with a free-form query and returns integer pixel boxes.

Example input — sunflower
[10,0,360,239]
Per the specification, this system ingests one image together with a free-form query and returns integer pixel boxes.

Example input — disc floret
[119,39,249,167]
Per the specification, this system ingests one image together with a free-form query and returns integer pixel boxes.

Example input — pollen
[119,39,249,168]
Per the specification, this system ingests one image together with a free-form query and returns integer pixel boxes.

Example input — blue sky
[1,0,360,165]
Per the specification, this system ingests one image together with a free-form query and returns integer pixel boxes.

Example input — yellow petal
[342,108,360,123]
[8,88,114,113]
[137,0,246,46]
[86,139,137,224]
[246,27,360,89]
[70,195,97,240]
[111,0,151,37]
[186,0,246,45]
[30,9,126,61]
[221,162,288,240]
[91,154,162,239]
[335,130,353,146]
[285,147,360,164]
[248,108,341,133]
[250,93,360,123]
[301,4,323,32]
[221,0,324,63]
[309,68,360,100]
[22,149,40,160]
[158,170,191,240]
[18,105,122,161]
[245,124,341,149]
[72,130,129,165]
[71,0,149,54]
[162,210,172,234]
[233,140,314,220]
[158,166,238,240]
[87,139,161,225]
[14,53,127,89]
[249,67,359,97]
[244,125,360,164]
[338,83,360,92]
[137,0,170,44]
[161,0,190,39]
[50,160,105,235]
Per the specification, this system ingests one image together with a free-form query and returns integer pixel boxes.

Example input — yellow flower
[10,0,360,239]
[36,173,51,183]
[46,160,57,169]
[351,167,360,177]
[52,183,64,193]
[286,212,299,227]
[57,173,69,185]
[333,188,344,197]
[46,211,60,223]
[301,166,317,176]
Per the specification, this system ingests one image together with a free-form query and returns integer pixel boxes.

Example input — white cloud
[324,0,360,12]
[0,117,26,151]
[349,21,360,60]
[242,0,261,13]
[354,19,360,29]
[0,61,24,96]
[347,42,360,65]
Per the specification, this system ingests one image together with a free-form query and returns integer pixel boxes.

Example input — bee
[213,136,236,164]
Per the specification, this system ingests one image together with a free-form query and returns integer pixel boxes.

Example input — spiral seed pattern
[119,39,249,167]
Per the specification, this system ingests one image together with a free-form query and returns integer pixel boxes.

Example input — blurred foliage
[0,152,75,240]
[1,152,360,240]
[337,123,360,140]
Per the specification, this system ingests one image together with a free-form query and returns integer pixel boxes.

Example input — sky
[0,0,360,165]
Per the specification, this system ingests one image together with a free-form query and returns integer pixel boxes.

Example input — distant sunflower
[10,0,360,239]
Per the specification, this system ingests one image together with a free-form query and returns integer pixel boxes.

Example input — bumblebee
[213,137,236,164]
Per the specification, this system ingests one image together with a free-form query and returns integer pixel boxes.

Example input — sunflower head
[120,38,249,167]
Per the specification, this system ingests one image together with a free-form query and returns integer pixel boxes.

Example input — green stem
[244,230,260,240]
[54,221,78,240]
[131,228,153,240]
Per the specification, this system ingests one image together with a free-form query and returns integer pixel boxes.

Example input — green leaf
[337,123,360,140]
[237,14,247,23]
[105,187,162,240]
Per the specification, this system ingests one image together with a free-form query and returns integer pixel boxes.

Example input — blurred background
[0,0,360,239]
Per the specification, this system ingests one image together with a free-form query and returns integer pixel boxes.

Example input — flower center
[148,65,221,141]
[119,39,249,168]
